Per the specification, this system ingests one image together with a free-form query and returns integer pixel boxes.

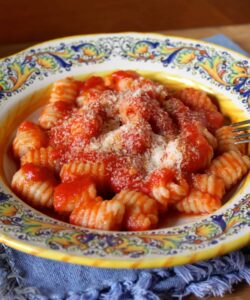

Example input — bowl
[0,33,249,268]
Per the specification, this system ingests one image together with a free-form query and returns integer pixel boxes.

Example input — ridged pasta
[175,189,221,214]
[76,89,103,107]
[165,97,224,133]
[215,126,246,154]
[60,161,107,188]
[150,178,189,211]
[200,127,218,149]
[167,179,190,203]
[11,164,56,208]
[70,198,125,230]
[53,177,96,214]
[113,189,158,231]
[106,70,139,91]
[151,185,169,211]
[21,146,60,173]
[132,78,168,101]
[192,174,225,200]
[70,107,103,140]
[39,101,73,129]
[179,123,214,173]
[174,88,218,112]
[76,76,107,107]
[49,77,80,104]
[118,93,152,123]
[207,150,250,190]
[13,121,48,158]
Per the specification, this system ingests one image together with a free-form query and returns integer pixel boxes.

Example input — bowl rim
[0,31,249,62]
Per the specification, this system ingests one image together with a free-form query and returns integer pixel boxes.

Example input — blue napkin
[1,34,250,300]
[204,34,249,57]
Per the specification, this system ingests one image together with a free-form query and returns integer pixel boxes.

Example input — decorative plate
[0,33,249,268]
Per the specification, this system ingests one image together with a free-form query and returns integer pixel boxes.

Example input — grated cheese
[49,73,183,179]
[163,139,183,172]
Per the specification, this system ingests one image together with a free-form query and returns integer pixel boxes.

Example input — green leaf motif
[227,62,249,85]
[0,203,17,217]
[195,223,220,239]
[36,55,57,69]
[176,49,196,64]
[0,69,11,92]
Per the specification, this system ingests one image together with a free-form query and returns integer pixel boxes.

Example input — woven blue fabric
[1,34,250,300]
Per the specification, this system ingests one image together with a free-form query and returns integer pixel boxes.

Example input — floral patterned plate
[0,33,249,268]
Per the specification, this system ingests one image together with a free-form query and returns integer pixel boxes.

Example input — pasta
[215,126,246,154]
[175,190,221,214]
[167,179,190,203]
[11,164,56,208]
[165,96,224,133]
[118,90,176,138]
[174,87,218,112]
[208,150,250,190]
[10,70,250,231]
[119,92,153,123]
[13,121,48,158]
[49,77,80,104]
[60,161,107,189]
[200,127,218,150]
[21,146,60,173]
[39,101,73,129]
[70,104,103,141]
[192,174,225,200]
[173,174,224,214]
[76,76,107,107]
[70,198,125,230]
[178,123,214,172]
[53,177,97,214]
[113,189,158,231]
[106,70,139,91]
[107,70,168,101]
[149,173,189,211]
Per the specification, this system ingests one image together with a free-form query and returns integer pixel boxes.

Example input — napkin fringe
[1,245,250,300]
[0,245,38,300]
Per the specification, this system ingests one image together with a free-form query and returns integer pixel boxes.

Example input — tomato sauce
[22,163,55,182]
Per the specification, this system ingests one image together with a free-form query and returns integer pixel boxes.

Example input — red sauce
[18,121,49,148]
[111,70,139,81]
[149,107,177,137]
[80,76,106,92]
[110,165,143,192]
[180,123,212,173]
[54,177,94,212]
[22,163,55,182]
[109,70,139,90]
[203,110,225,132]
[119,94,153,122]
[121,124,151,154]
[19,121,38,131]
[141,168,175,195]
[53,101,73,114]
